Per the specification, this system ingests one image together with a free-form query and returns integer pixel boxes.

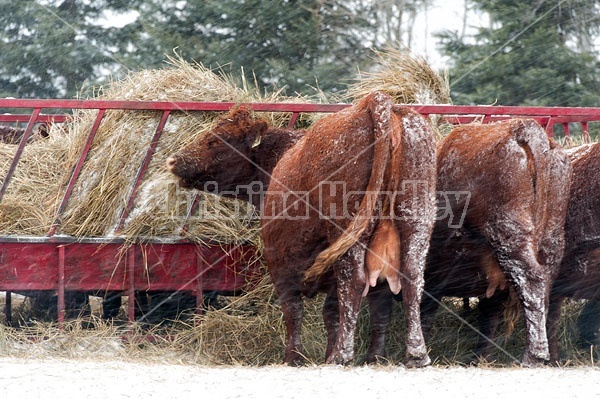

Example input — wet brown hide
[263,92,437,366]
[423,119,572,366]
[262,93,435,366]
[548,142,600,363]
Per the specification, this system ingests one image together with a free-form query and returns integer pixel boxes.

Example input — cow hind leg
[547,294,565,365]
[398,227,431,368]
[472,294,506,363]
[420,291,440,340]
[327,245,367,365]
[401,277,431,367]
[495,240,550,366]
[365,284,393,363]
[277,289,305,366]
[322,288,339,361]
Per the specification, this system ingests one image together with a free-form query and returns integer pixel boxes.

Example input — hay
[57,55,320,246]
[0,54,314,246]
[0,131,74,235]
[0,49,449,243]
[0,292,596,366]
[346,47,451,105]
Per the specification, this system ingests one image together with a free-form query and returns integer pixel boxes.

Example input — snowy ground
[1,357,598,399]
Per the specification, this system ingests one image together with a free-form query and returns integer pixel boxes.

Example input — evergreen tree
[438,0,600,106]
[0,0,136,98]
[126,0,375,96]
[0,0,378,98]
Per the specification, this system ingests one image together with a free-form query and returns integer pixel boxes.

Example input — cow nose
[166,156,177,172]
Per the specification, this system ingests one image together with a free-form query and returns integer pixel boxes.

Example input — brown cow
[547,142,600,362]
[166,106,304,209]
[0,123,49,144]
[263,91,437,365]
[167,93,438,366]
[421,119,572,366]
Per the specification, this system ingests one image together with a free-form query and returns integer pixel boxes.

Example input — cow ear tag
[252,135,262,148]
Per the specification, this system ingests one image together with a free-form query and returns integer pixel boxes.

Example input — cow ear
[247,121,268,149]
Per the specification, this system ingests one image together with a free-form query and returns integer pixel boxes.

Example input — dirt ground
[1,357,598,399]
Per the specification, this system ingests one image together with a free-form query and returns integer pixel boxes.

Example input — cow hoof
[521,353,549,368]
[284,353,306,367]
[326,352,353,366]
[285,359,305,367]
[405,354,431,368]
[363,354,389,365]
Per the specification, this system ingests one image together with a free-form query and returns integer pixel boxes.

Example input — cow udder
[364,220,402,297]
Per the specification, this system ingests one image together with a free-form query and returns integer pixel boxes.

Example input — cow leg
[495,241,550,366]
[400,273,431,367]
[365,284,393,363]
[327,245,366,365]
[420,292,440,339]
[398,226,431,368]
[547,294,565,365]
[281,292,304,366]
[322,288,339,360]
[473,295,504,361]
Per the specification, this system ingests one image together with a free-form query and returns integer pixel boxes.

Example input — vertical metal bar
[128,246,135,322]
[582,121,590,143]
[196,248,204,316]
[5,291,11,325]
[562,122,570,137]
[58,245,65,326]
[544,117,555,138]
[179,191,202,236]
[287,112,300,129]
[48,109,106,236]
[115,110,171,233]
[0,108,41,202]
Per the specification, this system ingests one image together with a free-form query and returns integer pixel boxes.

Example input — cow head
[166,107,268,194]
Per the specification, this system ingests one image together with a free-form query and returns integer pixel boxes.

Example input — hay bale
[56,55,319,246]
[0,55,311,247]
[0,131,75,235]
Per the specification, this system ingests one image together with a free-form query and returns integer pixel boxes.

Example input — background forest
[0,0,599,108]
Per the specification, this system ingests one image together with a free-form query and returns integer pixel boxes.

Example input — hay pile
[346,47,451,105]
[60,56,281,245]
[0,55,315,245]
[0,136,72,235]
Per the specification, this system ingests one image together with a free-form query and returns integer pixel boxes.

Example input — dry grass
[346,47,451,106]
[0,290,596,367]
[0,48,452,242]
[58,55,304,245]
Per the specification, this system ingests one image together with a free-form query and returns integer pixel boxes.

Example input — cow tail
[513,119,551,229]
[304,92,393,283]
